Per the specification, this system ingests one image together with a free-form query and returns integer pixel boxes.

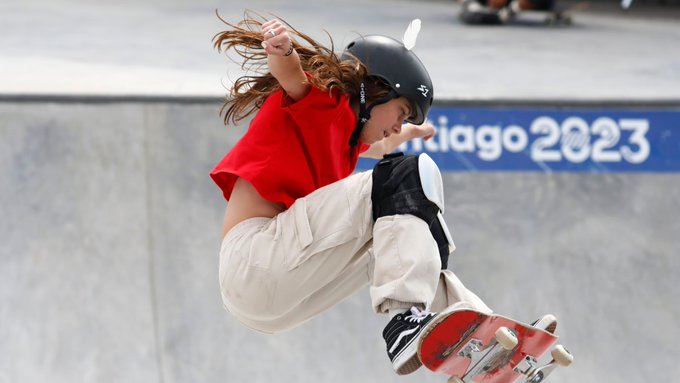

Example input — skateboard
[542,7,573,25]
[542,2,589,25]
[459,0,588,26]
[418,309,573,383]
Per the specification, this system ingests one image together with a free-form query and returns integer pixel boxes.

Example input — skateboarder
[210,13,491,375]
[460,0,560,24]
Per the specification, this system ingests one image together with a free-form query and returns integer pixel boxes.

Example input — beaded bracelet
[284,43,295,56]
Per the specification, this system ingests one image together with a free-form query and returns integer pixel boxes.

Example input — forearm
[360,122,434,159]
[360,125,417,159]
[268,50,302,85]
[383,125,418,153]
[261,20,308,101]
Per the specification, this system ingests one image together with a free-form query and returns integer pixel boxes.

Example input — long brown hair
[212,11,390,125]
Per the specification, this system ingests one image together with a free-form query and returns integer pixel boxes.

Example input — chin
[360,136,377,145]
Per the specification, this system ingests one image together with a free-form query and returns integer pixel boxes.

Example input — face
[358,97,413,145]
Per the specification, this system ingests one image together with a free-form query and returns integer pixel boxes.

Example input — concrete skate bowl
[2,95,679,383]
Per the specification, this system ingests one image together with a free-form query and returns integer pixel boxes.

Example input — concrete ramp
[2,0,680,382]
[2,99,679,383]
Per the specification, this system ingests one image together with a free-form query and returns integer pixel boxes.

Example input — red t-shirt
[210,83,369,208]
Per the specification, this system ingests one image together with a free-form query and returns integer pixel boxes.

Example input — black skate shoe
[382,307,437,375]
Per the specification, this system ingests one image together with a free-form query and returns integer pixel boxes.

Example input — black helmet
[342,35,433,126]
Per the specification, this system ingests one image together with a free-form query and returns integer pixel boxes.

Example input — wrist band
[284,43,294,56]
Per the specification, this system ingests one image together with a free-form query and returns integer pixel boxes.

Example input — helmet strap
[349,82,398,147]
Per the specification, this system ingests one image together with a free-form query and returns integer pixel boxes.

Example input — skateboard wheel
[495,327,518,350]
[448,377,465,383]
[551,345,574,367]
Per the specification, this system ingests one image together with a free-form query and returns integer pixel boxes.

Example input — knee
[371,152,443,223]
[371,153,455,267]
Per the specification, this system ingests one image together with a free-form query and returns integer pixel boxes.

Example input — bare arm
[261,19,310,101]
[360,121,436,159]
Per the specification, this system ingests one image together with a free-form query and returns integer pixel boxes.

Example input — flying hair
[212,11,396,126]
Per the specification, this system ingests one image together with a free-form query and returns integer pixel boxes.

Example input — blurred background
[1,0,679,382]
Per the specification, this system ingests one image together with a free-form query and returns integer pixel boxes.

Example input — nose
[392,123,402,135]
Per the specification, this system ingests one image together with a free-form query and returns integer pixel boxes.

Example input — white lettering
[399,114,650,166]
[619,119,650,164]
[476,125,502,161]
[437,116,450,152]
[561,117,590,163]
[531,117,562,162]
[591,117,622,162]
[503,125,528,153]
[450,125,475,153]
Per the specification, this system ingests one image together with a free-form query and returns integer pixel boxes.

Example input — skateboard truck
[515,355,552,383]
[451,328,572,383]
[514,345,573,383]
[457,339,484,359]
[453,327,519,383]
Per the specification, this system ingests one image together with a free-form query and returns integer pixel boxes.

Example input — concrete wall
[1,99,679,383]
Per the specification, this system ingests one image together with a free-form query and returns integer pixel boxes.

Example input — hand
[261,19,293,56]
[407,121,435,141]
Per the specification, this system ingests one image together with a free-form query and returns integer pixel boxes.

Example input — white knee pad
[418,154,455,253]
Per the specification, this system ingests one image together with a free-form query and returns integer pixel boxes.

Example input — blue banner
[357,106,680,172]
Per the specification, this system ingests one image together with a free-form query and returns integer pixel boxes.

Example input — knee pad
[371,153,455,268]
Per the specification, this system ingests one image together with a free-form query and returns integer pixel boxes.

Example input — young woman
[210,14,491,375]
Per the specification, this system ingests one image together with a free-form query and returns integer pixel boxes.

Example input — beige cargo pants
[219,171,490,334]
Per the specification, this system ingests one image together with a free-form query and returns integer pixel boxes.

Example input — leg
[219,171,376,333]
[368,153,491,375]
[371,153,454,270]
[431,270,492,314]
[371,214,442,314]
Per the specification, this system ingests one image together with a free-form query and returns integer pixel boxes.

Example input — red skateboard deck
[418,309,571,383]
